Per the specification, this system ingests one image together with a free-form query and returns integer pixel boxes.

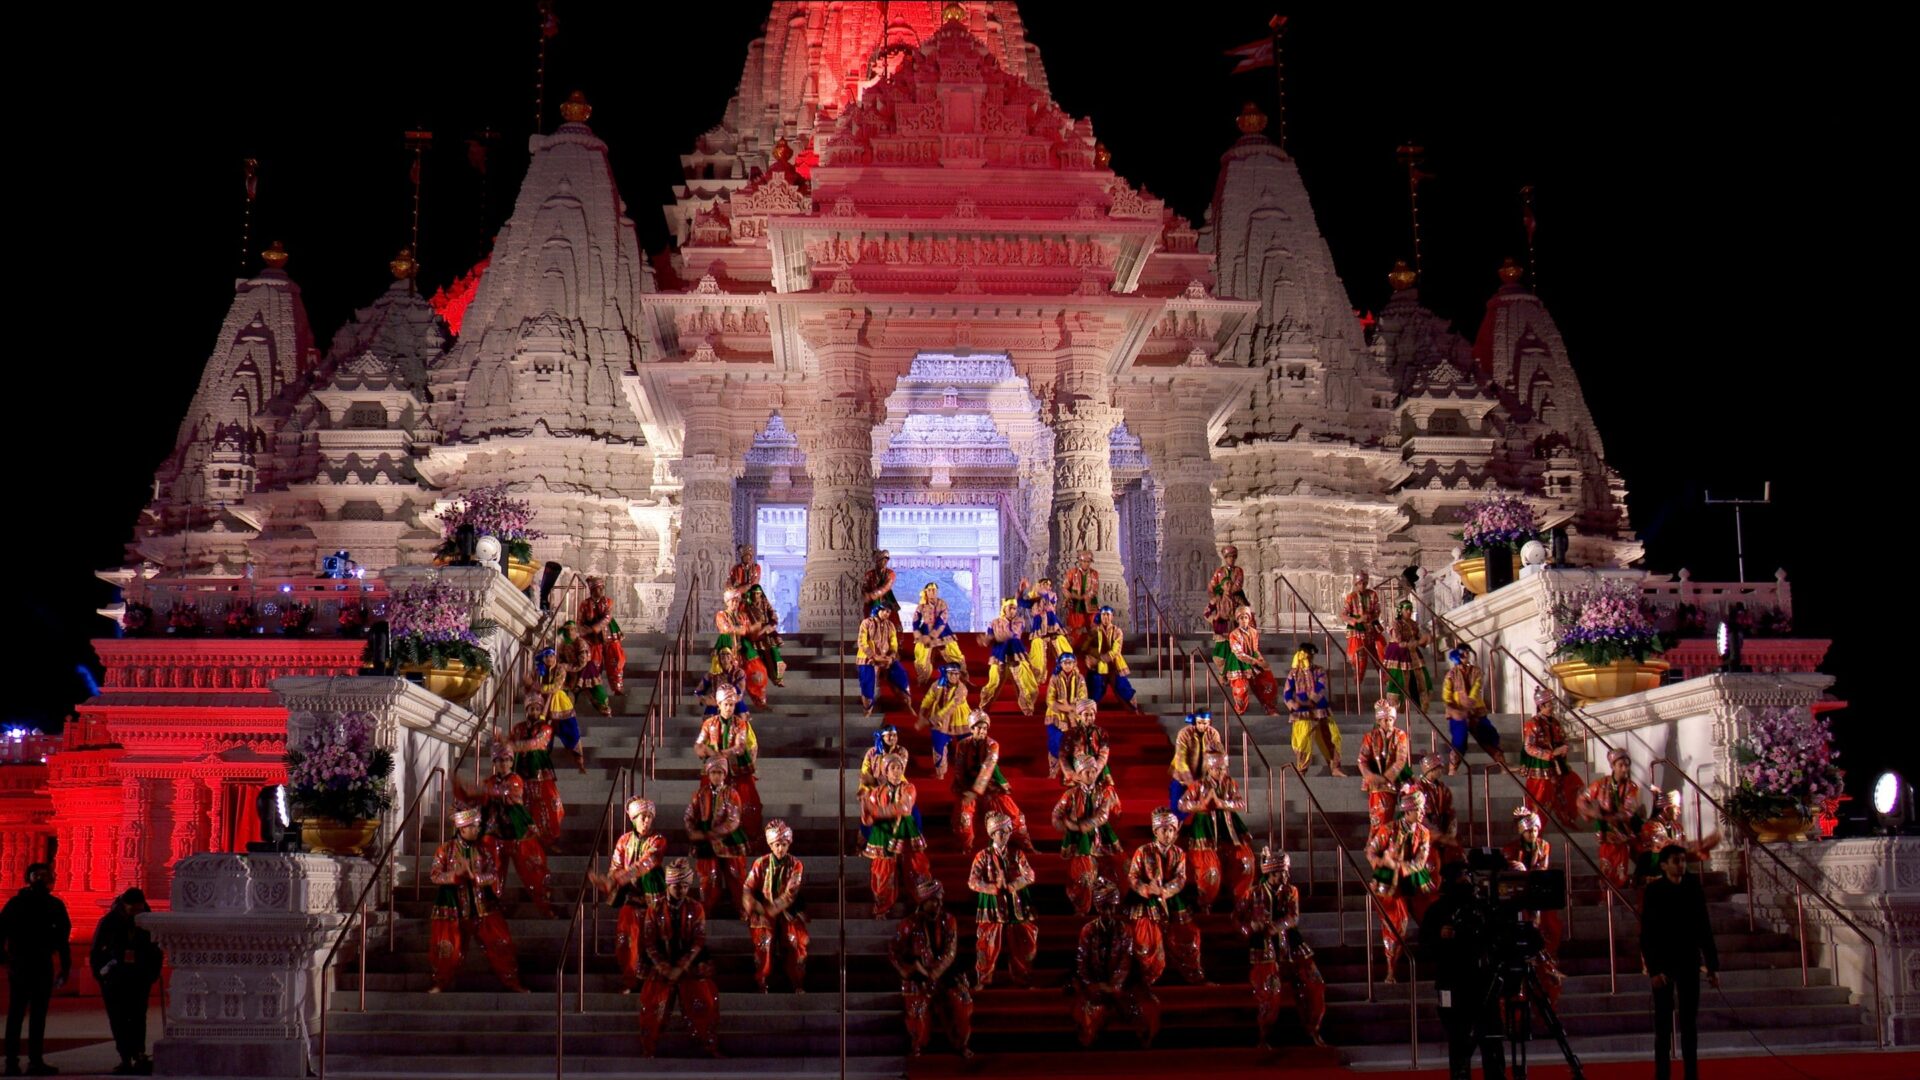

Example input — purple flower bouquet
[1728,706,1843,824]
[284,711,395,823]
[1551,579,1664,665]
[1455,493,1540,555]
[435,482,544,563]
[388,576,493,673]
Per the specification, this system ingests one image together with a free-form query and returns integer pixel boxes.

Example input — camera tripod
[1467,957,1583,1080]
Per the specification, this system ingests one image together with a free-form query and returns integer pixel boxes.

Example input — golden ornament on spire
[1388,259,1418,291]
[1497,256,1525,285]
[772,136,794,164]
[942,2,967,23]
[261,241,289,269]
[1236,102,1269,135]
[390,246,418,280]
[559,90,592,124]
[1093,141,1111,168]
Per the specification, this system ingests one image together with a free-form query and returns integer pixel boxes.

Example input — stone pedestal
[144,853,373,1076]
[1748,837,1920,1046]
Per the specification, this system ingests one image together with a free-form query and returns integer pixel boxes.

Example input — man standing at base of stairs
[1641,844,1719,1080]
[1,863,70,1077]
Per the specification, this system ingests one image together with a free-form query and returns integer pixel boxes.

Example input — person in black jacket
[0,863,71,1076]
[1419,861,1506,1080]
[91,890,162,1075]
[1639,844,1720,1080]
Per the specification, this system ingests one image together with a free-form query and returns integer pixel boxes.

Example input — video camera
[1445,848,1567,974]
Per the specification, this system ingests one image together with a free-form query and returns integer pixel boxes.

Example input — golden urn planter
[402,659,488,704]
[301,818,380,857]
[1746,810,1813,843]
[1549,658,1670,703]
[1453,552,1523,596]
[506,556,538,591]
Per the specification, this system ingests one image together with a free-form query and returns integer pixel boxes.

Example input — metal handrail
[1127,578,1179,680]
[317,581,566,1079]
[1271,573,1645,992]
[834,572,864,1080]
[553,575,700,1076]
[1140,580,1417,1065]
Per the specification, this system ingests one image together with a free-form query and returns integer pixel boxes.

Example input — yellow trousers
[1291,716,1342,767]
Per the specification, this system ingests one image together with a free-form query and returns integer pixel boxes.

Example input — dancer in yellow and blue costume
[920,661,973,780]
[1084,606,1137,711]
[912,583,965,687]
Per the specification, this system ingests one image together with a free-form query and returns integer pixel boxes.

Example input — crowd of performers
[420,546,1719,1060]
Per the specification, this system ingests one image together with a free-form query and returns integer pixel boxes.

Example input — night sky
[24,5,1898,805]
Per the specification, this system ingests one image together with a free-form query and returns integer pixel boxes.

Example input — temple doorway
[752,504,1002,632]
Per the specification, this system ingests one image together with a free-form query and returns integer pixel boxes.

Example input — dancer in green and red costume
[464,739,554,917]
[743,819,808,993]
[508,702,567,843]
[1179,751,1255,911]
[697,682,761,837]
[1366,785,1437,983]
[950,711,1029,851]
[968,810,1038,987]
[1416,753,1463,872]
[1224,605,1282,716]
[427,807,526,993]
[1062,549,1100,655]
[1053,747,1122,916]
[725,543,759,593]
[742,583,786,689]
[685,758,750,917]
[579,576,625,698]
[589,796,664,994]
[559,619,612,718]
[1522,686,1583,824]
[862,754,928,919]
[1237,847,1328,1048]
[636,858,721,1058]
[1341,571,1384,685]
[890,875,973,1059]
[1205,545,1250,668]
[1357,698,1413,831]
[1578,748,1646,890]
[862,549,899,622]
[1073,877,1161,1048]
[1126,807,1207,985]
[1504,807,1567,1007]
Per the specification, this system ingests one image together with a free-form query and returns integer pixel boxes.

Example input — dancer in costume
[1073,877,1161,1048]
[1024,578,1065,678]
[1366,785,1437,982]
[919,662,972,781]
[1521,686,1583,823]
[579,576,626,698]
[528,646,587,774]
[742,583,786,689]
[1638,790,1720,879]
[890,876,973,1059]
[1168,710,1225,820]
[862,754,928,919]
[1238,848,1328,1048]
[912,583,964,687]
[1043,652,1088,778]
[1382,599,1430,713]
[466,740,554,916]
[1053,748,1122,916]
[428,808,526,993]
[1341,571,1385,685]
[1062,549,1101,654]
[968,811,1038,988]
[980,597,1037,710]
[1179,751,1255,911]
[1578,748,1646,890]
[636,859,721,1058]
[857,603,914,718]
[1504,806,1564,957]
[1416,754,1463,871]
[863,549,900,621]
[950,711,1029,850]
[588,796,665,994]
[714,590,770,706]
[743,819,808,993]
[1442,644,1506,773]
[1357,699,1414,830]
[1284,643,1346,776]
[1126,808,1207,984]
[696,682,761,837]
[1205,545,1250,667]
[1063,698,1115,790]
[559,620,612,718]
[1224,606,1281,716]
[1085,606,1139,711]
[685,758,750,917]
[726,543,760,592]
[509,704,567,842]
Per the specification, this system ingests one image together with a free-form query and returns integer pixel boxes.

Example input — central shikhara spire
[127,0,1636,631]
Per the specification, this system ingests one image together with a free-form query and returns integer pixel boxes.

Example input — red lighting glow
[430,257,490,337]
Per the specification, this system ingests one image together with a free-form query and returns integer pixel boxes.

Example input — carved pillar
[1139,390,1221,630]
[1043,335,1126,619]
[670,376,741,627]
[118,778,152,894]
[796,312,876,633]
[169,777,208,885]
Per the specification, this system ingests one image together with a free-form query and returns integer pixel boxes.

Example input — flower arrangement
[122,601,154,637]
[1455,493,1540,555]
[1551,579,1664,665]
[1727,706,1844,825]
[435,483,544,563]
[284,711,395,824]
[224,605,258,637]
[165,603,202,636]
[338,600,370,635]
[388,576,492,673]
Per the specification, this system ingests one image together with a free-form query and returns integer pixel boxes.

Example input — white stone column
[1044,338,1126,619]
[1135,389,1220,629]
[797,313,877,633]
[669,376,739,627]
[144,853,373,1076]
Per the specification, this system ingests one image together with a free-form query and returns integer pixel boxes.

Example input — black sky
[22,4,1899,802]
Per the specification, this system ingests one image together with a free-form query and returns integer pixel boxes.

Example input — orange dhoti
[1348,631,1384,681]
[752,915,810,991]
[1527,773,1585,826]
[1190,849,1223,911]
[902,976,973,1056]
[954,792,1028,851]
[598,637,626,695]
[1376,893,1409,972]
[1598,840,1635,891]
[527,776,564,844]
[1075,983,1161,1047]
[430,909,523,991]
[1252,956,1327,1043]
[1065,854,1099,916]
[615,902,646,991]
[696,855,747,918]
[498,835,554,916]
[870,850,930,920]
[636,970,719,1056]
[974,921,1038,987]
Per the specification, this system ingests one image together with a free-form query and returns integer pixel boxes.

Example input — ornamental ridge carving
[801,234,1115,270]
[730,171,811,216]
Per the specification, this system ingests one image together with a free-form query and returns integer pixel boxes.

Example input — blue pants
[859,661,910,703]
[554,715,581,752]
[930,729,952,765]
[1449,715,1501,757]
[1047,726,1064,762]
[1169,779,1189,820]
[1087,672,1134,704]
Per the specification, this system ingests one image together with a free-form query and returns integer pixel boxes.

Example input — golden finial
[559,90,592,124]
[1388,259,1418,292]
[772,137,794,164]
[1497,256,1525,285]
[261,241,289,270]
[942,2,967,23]
[1093,141,1111,168]
[1236,102,1269,135]
[390,246,418,280]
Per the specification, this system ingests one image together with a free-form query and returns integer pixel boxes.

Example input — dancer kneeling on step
[1073,876,1162,1048]
[1237,847,1328,1048]
[862,754,928,919]
[891,876,973,1059]
[743,819,808,994]
[684,758,750,918]
[1126,808,1208,985]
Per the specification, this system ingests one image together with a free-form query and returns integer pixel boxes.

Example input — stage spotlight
[1873,771,1914,835]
